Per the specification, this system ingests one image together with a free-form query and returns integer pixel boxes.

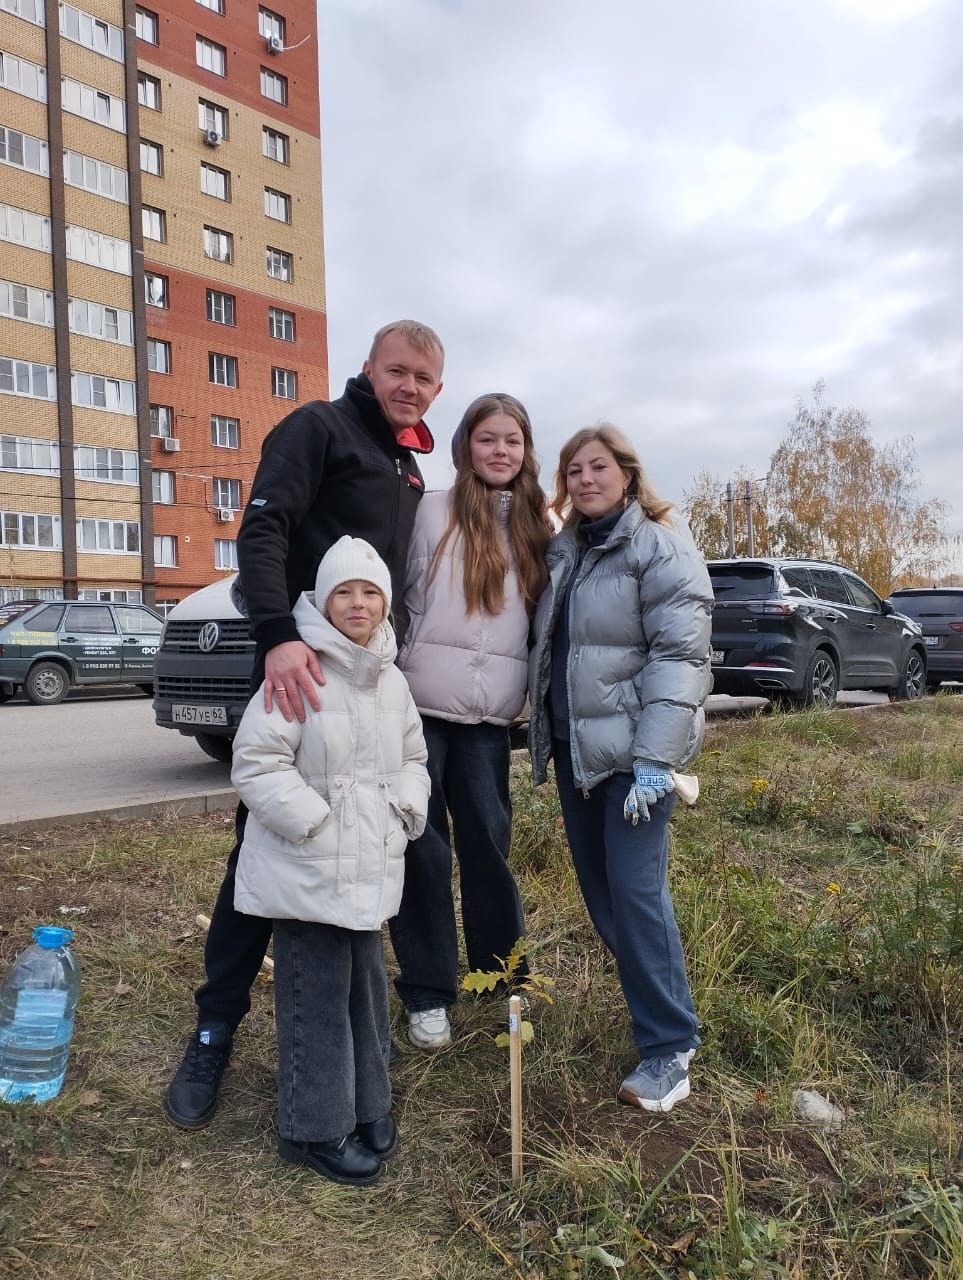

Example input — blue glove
[623,759,675,825]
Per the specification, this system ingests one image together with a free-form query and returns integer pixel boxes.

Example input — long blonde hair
[429,394,551,615]
[550,424,675,529]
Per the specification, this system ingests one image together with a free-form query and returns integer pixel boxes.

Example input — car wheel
[24,662,70,706]
[801,650,838,708]
[891,650,926,701]
[196,732,234,763]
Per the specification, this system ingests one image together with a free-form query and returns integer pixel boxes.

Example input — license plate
[924,635,939,647]
[710,649,724,664]
[172,704,228,725]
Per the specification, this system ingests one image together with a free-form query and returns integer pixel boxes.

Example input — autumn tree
[683,467,774,559]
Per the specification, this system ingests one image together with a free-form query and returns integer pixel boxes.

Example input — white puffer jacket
[398,489,530,725]
[232,593,429,930]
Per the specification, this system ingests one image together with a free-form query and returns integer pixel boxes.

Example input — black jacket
[237,373,434,654]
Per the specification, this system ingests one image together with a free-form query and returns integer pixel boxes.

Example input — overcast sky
[315,0,963,566]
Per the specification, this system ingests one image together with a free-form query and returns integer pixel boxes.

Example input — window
[209,353,237,387]
[258,6,285,42]
[271,367,297,399]
[266,246,292,281]
[140,140,162,175]
[264,187,291,222]
[0,358,55,400]
[198,98,229,137]
[75,446,138,484]
[61,79,126,132]
[214,538,238,570]
[21,603,66,625]
[152,470,174,504]
[206,289,235,325]
[203,225,233,262]
[66,226,131,274]
[196,0,223,10]
[68,299,134,344]
[262,126,288,163]
[213,477,241,508]
[64,150,128,202]
[153,598,177,617]
[211,415,239,448]
[71,372,136,414]
[268,306,295,341]
[0,126,48,175]
[78,518,140,554]
[842,572,881,612]
[115,604,161,632]
[201,162,230,200]
[154,534,176,566]
[260,67,286,104]
[149,404,172,438]
[196,36,226,75]
[137,72,161,109]
[0,435,59,475]
[2,0,45,26]
[0,511,61,550]
[0,204,51,252]
[142,207,166,242]
[147,339,170,374]
[135,7,158,41]
[60,5,123,60]
[0,280,53,326]
[145,273,168,308]
[0,51,47,101]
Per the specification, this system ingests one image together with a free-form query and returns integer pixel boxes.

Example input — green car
[0,600,165,706]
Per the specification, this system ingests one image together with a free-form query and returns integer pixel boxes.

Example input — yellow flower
[826,882,841,895]
[752,778,771,793]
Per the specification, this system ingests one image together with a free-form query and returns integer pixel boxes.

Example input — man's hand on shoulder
[264,641,325,722]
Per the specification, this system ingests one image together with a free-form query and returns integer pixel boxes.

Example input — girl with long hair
[390,393,552,1049]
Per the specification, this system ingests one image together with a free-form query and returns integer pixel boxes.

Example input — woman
[390,393,552,1049]
[528,425,713,1111]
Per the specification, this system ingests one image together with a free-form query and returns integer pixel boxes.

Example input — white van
[152,575,255,761]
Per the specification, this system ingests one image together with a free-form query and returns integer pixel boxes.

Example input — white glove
[623,759,675,825]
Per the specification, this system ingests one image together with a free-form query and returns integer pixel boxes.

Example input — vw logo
[198,622,221,653]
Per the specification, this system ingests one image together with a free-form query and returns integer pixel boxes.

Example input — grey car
[887,588,963,690]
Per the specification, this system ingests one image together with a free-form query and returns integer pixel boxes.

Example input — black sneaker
[278,1135,384,1186]
[164,1023,233,1129]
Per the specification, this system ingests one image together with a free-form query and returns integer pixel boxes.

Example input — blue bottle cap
[33,926,73,949]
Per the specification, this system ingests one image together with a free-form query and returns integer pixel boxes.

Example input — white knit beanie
[314,536,392,618]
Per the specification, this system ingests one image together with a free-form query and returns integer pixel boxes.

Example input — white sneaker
[408,1007,451,1049]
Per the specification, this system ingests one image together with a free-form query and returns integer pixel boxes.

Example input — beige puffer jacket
[398,489,530,725]
[232,593,429,930]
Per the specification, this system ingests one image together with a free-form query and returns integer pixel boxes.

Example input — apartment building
[0,0,327,611]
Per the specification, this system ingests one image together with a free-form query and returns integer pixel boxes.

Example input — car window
[22,605,66,632]
[114,606,163,635]
[0,601,36,623]
[781,567,814,596]
[809,569,850,604]
[708,566,777,597]
[65,605,116,634]
[841,573,881,611]
[891,592,963,618]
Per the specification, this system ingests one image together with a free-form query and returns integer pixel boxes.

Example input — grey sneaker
[408,1007,451,1049]
[617,1049,694,1113]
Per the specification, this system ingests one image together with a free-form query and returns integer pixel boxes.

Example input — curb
[0,788,237,835]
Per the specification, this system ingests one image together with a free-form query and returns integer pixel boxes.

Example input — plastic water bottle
[0,926,81,1103]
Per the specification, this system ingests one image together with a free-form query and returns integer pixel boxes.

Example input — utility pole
[726,482,736,557]
[744,480,755,557]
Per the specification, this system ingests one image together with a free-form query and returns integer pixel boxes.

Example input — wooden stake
[508,993,523,1183]
[195,913,274,974]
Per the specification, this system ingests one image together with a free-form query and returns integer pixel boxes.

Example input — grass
[2,695,963,1278]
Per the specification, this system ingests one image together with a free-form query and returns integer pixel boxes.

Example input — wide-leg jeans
[553,741,700,1059]
[389,717,526,1012]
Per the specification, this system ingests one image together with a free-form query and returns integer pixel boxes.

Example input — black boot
[164,1023,233,1129]
[355,1113,398,1159]
[277,1135,384,1186]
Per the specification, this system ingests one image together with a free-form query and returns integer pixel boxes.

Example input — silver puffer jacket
[528,502,713,791]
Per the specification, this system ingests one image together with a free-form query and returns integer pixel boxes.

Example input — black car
[708,558,927,708]
[886,588,963,690]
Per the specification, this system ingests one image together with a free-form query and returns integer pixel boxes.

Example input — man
[164,320,444,1129]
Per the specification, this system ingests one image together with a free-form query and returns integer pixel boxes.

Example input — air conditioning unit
[203,128,222,147]
[216,507,234,523]
[162,437,181,452]
[267,34,283,53]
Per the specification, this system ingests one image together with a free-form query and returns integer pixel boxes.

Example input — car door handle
[863,623,877,630]
[123,638,140,644]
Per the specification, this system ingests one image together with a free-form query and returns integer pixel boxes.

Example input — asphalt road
[0,686,897,830]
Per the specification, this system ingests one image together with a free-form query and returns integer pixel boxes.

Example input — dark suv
[886,588,963,690]
[708,558,927,707]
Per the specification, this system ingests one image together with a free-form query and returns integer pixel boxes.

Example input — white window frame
[0,204,51,252]
[149,404,172,438]
[271,367,297,399]
[206,289,235,325]
[64,150,128,202]
[0,126,48,175]
[145,273,168,308]
[0,51,47,100]
[77,518,140,554]
[212,477,241,509]
[198,98,229,136]
[211,414,238,448]
[135,7,158,42]
[214,538,238,570]
[140,139,162,175]
[152,470,174,504]
[264,187,291,222]
[268,307,295,341]
[154,534,176,566]
[266,246,292,281]
[61,78,126,132]
[0,280,53,326]
[258,6,284,42]
[209,353,237,387]
[0,435,59,476]
[0,510,61,550]
[201,162,230,200]
[195,0,224,11]
[68,298,134,344]
[203,225,233,262]
[60,5,123,60]
[138,71,161,109]
[262,126,288,163]
[196,36,226,75]
[147,338,170,374]
[71,371,136,415]
[66,225,131,274]
[142,206,166,242]
[75,445,138,485]
[259,66,286,104]
[2,0,45,26]
[0,357,56,400]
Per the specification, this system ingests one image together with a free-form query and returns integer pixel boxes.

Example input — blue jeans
[273,920,391,1143]
[553,741,700,1059]
[389,717,526,1012]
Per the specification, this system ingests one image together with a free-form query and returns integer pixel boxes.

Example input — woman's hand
[264,640,325,722]
[623,759,675,824]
